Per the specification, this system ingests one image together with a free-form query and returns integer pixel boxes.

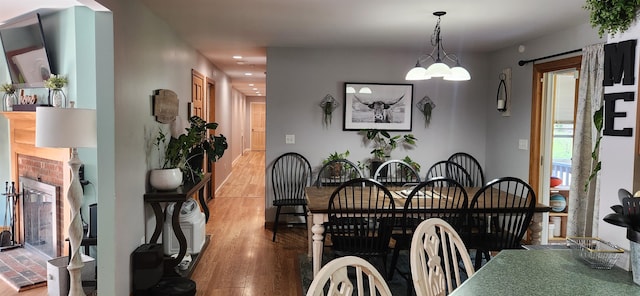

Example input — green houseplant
[361,129,417,176]
[584,0,640,37]
[401,155,421,176]
[322,150,350,178]
[153,116,228,189]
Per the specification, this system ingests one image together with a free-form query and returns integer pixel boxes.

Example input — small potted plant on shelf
[361,129,417,177]
[151,116,228,190]
[44,74,68,108]
[1,83,16,112]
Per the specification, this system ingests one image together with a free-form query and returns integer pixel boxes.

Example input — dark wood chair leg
[272,206,281,242]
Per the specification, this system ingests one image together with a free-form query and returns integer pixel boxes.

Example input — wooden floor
[0,150,308,295]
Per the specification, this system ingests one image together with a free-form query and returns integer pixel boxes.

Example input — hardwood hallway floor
[191,150,307,295]
[0,151,307,296]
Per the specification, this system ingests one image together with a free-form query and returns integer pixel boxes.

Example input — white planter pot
[149,168,183,191]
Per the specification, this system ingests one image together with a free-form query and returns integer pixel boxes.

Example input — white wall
[265,47,489,221]
[598,25,640,265]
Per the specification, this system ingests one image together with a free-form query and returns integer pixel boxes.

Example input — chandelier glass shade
[405,11,471,81]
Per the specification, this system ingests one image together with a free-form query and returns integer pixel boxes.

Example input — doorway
[250,102,266,151]
[529,56,581,243]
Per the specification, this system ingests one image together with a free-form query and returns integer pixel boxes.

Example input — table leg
[529,212,542,245]
[149,202,164,244]
[198,185,210,222]
[311,214,325,278]
[166,201,187,269]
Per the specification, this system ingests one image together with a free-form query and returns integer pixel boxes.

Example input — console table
[144,173,211,277]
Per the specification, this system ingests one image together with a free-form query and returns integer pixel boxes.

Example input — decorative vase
[149,168,183,191]
[2,92,17,111]
[51,89,67,108]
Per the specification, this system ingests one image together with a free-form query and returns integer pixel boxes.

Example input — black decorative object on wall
[319,94,339,127]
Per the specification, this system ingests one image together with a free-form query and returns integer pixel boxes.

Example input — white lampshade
[425,62,452,77]
[405,66,429,80]
[36,107,97,148]
[346,86,356,94]
[444,66,471,81]
[359,87,372,94]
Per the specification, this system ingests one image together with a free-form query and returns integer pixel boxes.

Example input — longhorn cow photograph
[343,83,413,131]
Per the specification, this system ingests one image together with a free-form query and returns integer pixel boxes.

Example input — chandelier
[405,11,471,81]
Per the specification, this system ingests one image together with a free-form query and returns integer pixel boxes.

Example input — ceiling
[2,1,592,97]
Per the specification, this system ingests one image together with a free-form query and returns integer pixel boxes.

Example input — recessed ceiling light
[244,73,253,76]
[232,55,242,59]
[252,88,258,90]
[249,84,254,86]
[236,61,246,65]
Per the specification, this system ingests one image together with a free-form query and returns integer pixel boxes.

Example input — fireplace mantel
[1,111,71,248]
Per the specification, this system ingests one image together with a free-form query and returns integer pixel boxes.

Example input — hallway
[191,151,307,295]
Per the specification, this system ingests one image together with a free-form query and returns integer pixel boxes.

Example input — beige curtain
[568,43,604,237]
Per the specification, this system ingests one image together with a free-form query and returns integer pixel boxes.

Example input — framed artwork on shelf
[343,82,413,131]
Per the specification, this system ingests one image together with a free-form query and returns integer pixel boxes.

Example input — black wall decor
[604,39,637,86]
[603,92,634,137]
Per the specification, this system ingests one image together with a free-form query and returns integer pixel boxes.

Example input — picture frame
[343,82,413,131]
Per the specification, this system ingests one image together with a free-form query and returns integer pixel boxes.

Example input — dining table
[449,249,638,295]
[305,186,552,277]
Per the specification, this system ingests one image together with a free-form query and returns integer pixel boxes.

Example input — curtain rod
[518,48,582,66]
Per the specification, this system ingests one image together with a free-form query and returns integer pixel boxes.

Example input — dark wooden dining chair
[271,152,312,242]
[467,177,536,269]
[425,160,473,187]
[448,152,486,186]
[373,159,421,186]
[326,178,395,273]
[389,177,468,279]
[315,158,362,187]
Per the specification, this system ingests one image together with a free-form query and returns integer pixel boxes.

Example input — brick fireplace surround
[2,112,71,257]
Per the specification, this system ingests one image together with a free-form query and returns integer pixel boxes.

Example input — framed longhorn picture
[343,82,413,131]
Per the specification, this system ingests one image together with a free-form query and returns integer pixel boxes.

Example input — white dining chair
[410,218,475,296]
[306,256,392,296]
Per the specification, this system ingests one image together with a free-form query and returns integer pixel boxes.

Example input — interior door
[191,70,204,118]
[251,102,266,151]
[530,56,580,243]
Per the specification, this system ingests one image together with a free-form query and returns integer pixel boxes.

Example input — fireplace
[19,176,60,259]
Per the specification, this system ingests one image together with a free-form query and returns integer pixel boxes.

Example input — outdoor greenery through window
[552,123,573,186]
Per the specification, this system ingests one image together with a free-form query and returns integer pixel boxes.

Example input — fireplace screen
[19,177,58,259]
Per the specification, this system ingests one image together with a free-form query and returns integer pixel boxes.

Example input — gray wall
[265,47,489,220]
[485,22,603,182]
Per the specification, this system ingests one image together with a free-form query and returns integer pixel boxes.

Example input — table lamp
[36,105,96,296]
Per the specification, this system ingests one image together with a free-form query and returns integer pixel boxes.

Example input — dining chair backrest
[306,256,392,296]
[410,218,475,296]
[448,152,485,187]
[425,160,473,187]
[315,158,362,187]
[374,159,421,186]
[271,152,312,204]
[468,177,536,251]
[327,178,395,258]
[401,177,469,237]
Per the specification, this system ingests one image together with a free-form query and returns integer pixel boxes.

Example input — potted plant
[322,150,350,178]
[44,74,68,108]
[584,0,640,37]
[152,116,228,190]
[1,83,16,112]
[361,129,417,177]
[401,155,421,179]
[603,188,640,284]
